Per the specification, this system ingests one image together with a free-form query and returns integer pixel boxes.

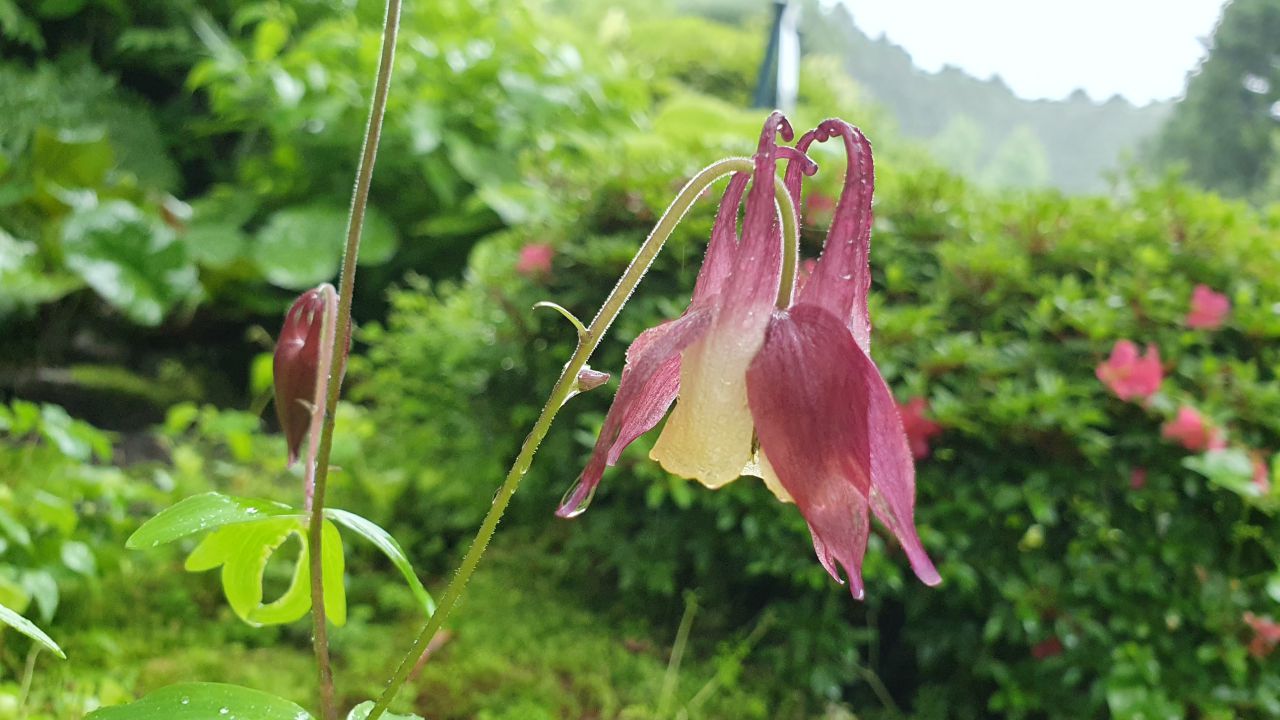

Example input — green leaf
[85,683,312,720]
[184,224,248,269]
[326,508,436,616]
[1184,449,1263,499]
[61,200,199,326]
[32,126,112,193]
[1267,572,1280,605]
[0,506,31,548]
[252,205,398,290]
[0,601,65,659]
[320,518,346,626]
[127,492,297,549]
[345,701,423,720]
[0,230,80,316]
[183,516,345,627]
[60,540,96,576]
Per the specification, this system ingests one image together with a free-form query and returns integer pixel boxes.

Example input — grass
[10,542,781,720]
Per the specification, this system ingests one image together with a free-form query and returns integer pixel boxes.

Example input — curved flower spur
[557,112,941,598]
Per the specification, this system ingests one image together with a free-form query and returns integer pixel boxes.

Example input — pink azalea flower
[1161,406,1226,452]
[1185,284,1230,330]
[1244,612,1280,658]
[516,243,554,278]
[1129,467,1147,490]
[898,397,943,460]
[558,113,940,598]
[1095,340,1163,401]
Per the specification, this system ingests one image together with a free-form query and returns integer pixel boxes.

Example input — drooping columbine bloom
[273,284,338,466]
[1185,284,1230,330]
[558,112,940,598]
[1096,340,1163,401]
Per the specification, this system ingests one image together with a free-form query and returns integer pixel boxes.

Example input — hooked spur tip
[776,146,819,177]
[762,110,794,144]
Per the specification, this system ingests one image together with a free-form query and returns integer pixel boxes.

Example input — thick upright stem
[364,160,800,720]
[308,1,402,718]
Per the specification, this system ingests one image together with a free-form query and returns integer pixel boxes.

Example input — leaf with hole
[185,516,345,627]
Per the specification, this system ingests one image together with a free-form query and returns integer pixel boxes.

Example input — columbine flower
[516,242,555,278]
[1161,406,1225,452]
[1096,340,1163,401]
[273,285,338,466]
[898,397,943,460]
[558,113,940,598]
[1185,284,1230,330]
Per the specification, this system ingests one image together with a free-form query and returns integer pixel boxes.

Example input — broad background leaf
[85,682,312,720]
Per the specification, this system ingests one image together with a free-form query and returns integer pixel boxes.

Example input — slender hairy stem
[656,591,699,719]
[365,160,801,720]
[774,187,799,308]
[307,1,401,718]
[17,645,38,720]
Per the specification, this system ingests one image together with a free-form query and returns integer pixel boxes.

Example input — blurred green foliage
[0,399,162,648]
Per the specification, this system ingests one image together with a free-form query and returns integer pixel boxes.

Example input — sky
[836,0,1229,104]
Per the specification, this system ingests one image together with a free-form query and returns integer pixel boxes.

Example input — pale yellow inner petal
[650,318,767,488]
[743,450,794,504]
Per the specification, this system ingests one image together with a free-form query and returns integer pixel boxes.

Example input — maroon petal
[746,304,874,597]
[691,172,749,303]
[747,304,940,595]
[854,347,942,586]
[718,112,791,322]
[558,306,713,517]
[795,119,875,352]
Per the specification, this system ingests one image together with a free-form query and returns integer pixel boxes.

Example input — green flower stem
[364,159,799,720]
[307,0,401,718]
[775,184,800,309]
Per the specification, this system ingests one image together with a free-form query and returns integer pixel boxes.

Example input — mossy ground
[10,543,782,720]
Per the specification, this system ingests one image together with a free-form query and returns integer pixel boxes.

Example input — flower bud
[576,367,610,392]
[273,284,337,465]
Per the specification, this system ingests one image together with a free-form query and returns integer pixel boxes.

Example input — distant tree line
[1154,0,1280,203]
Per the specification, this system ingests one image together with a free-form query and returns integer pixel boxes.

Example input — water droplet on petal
[556,477,597,518]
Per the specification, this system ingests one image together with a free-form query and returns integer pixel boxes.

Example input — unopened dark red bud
[274,286,334,465]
